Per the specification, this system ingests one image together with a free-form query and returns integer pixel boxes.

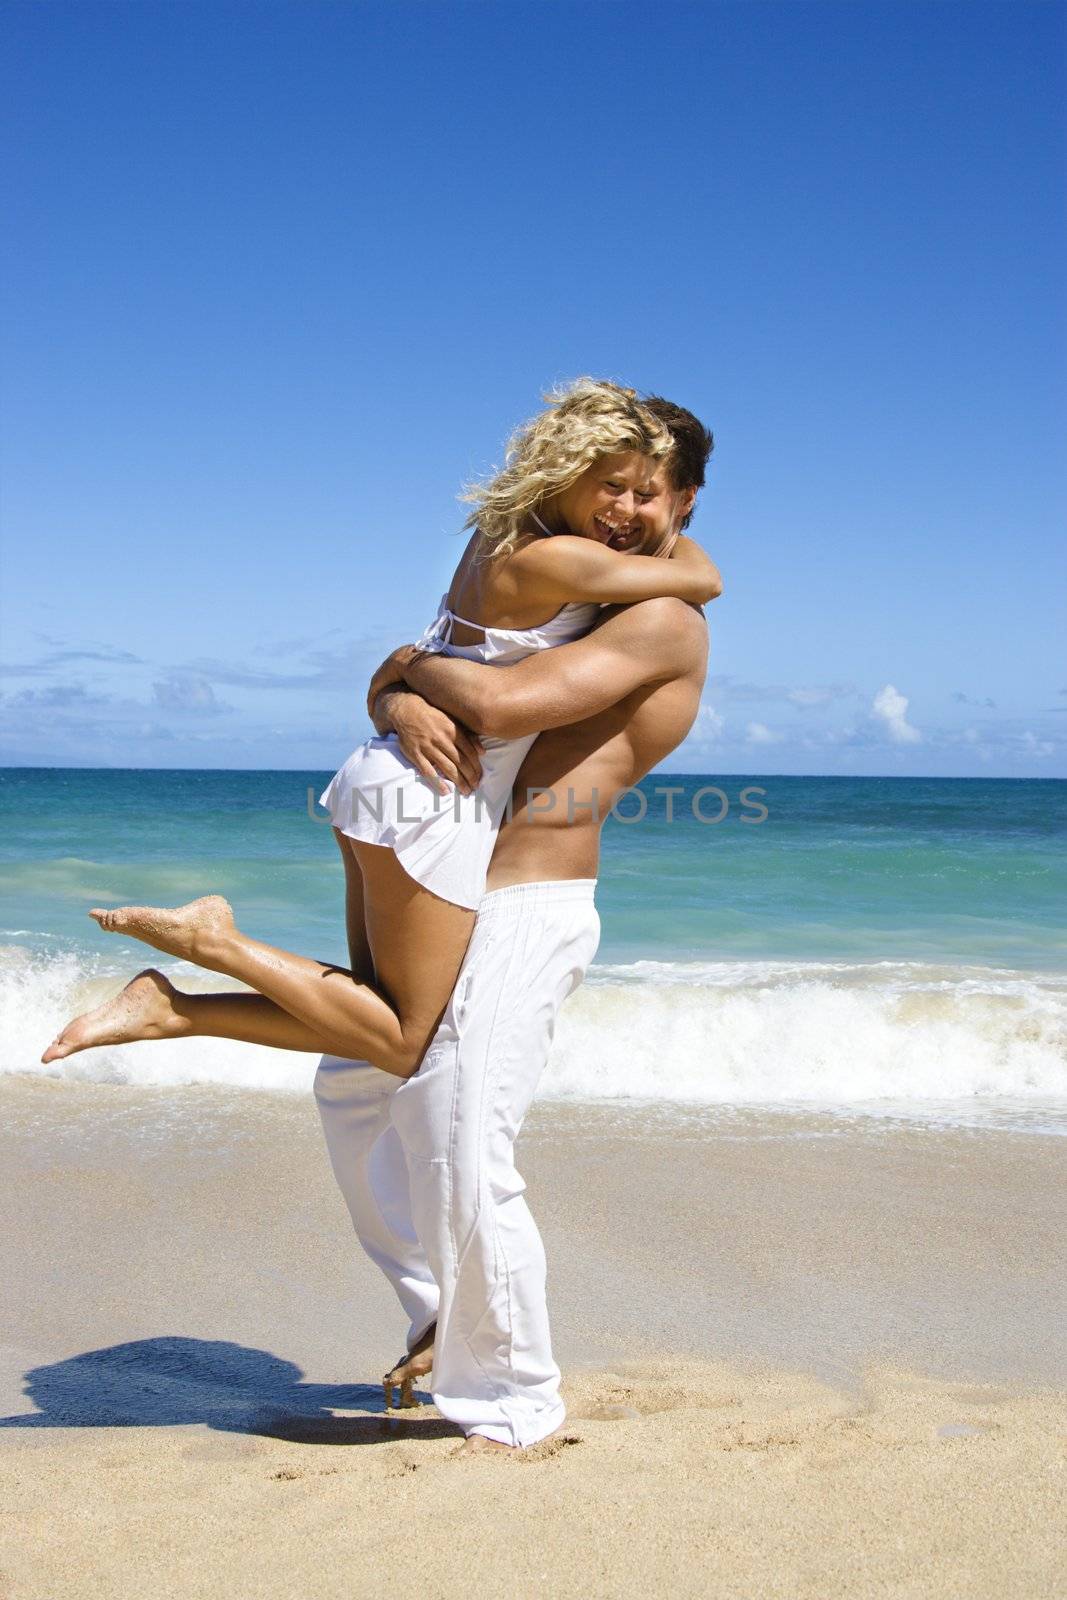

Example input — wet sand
[1,1076,1064,1598]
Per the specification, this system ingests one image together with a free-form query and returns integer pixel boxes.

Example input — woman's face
[544,451,693,556]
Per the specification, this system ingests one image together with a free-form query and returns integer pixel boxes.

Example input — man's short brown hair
[642,396,714,530]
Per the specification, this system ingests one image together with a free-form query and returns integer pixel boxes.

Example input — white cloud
[0,645,143,678]
[871,684,921,744]
[1019,730,1055,758]
[152,676,229,714]
[745,721,784,745]
[952,691,997,710]
[705,674,857,710]
[946,726,993,761]
[181,632,394,693]
[5,683,113,709]
[786,686,843,709]
[690,703,725,741]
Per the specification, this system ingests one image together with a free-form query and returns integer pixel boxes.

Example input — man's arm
[400,597,708,739]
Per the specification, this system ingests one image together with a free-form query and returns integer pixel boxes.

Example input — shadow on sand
[0,1336,459,1445]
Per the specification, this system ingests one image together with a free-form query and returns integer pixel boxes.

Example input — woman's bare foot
[382,1320,436,1411]
[41,968,188,1063]
[88,895,234,964]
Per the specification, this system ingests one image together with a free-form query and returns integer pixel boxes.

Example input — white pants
[313,879,600,1448]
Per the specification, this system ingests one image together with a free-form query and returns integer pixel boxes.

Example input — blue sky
[2,0,1064,776]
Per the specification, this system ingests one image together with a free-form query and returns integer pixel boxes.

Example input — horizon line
[0,764,1064,784]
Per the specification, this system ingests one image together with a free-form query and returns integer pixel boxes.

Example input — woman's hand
[365,645,424,721]
[667,535,723,600]
[374,688,484,796]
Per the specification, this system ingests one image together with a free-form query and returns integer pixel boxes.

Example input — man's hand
[366,645,424,721]
[374,687,483,797]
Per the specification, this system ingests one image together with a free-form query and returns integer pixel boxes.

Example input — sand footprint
[514,1432,583,1462]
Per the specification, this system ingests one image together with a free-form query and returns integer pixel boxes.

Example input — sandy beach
[1,1075,1064,1598]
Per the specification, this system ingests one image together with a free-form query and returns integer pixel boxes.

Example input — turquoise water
[600,774,1067,969]
[2,769,1063,969]
[2,769,1065,1122]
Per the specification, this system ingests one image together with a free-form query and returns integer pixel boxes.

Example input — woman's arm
[510,532,722,607]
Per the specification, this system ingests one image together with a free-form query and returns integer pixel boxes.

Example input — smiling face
[541,451,696,556]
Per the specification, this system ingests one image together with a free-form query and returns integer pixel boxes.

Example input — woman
[43,379,720,1073]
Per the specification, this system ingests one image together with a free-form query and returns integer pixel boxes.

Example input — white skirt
[319,730,537,911]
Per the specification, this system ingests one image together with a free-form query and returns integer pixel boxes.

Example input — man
[314,398,718,1454]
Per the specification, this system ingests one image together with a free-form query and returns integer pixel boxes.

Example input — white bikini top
[414,594,601,666]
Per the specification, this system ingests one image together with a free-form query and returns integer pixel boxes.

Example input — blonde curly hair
[461,378,675,556]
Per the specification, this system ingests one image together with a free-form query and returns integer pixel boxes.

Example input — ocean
[3,769,1065,1132]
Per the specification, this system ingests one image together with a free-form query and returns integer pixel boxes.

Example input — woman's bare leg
[338,827,375,983]
[44,830,379,1065]
[84,840,475,1076]
[41,968,339,1063]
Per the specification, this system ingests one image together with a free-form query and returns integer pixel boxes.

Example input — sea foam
[549,958,1067,1106]
[4,944,1066,1115]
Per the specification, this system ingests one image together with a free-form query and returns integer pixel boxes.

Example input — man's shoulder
[601,593,708,641]
[597,595,708,676]
[601,595,710,624]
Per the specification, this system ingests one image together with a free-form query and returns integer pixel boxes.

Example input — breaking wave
[4,945,1066,1125]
